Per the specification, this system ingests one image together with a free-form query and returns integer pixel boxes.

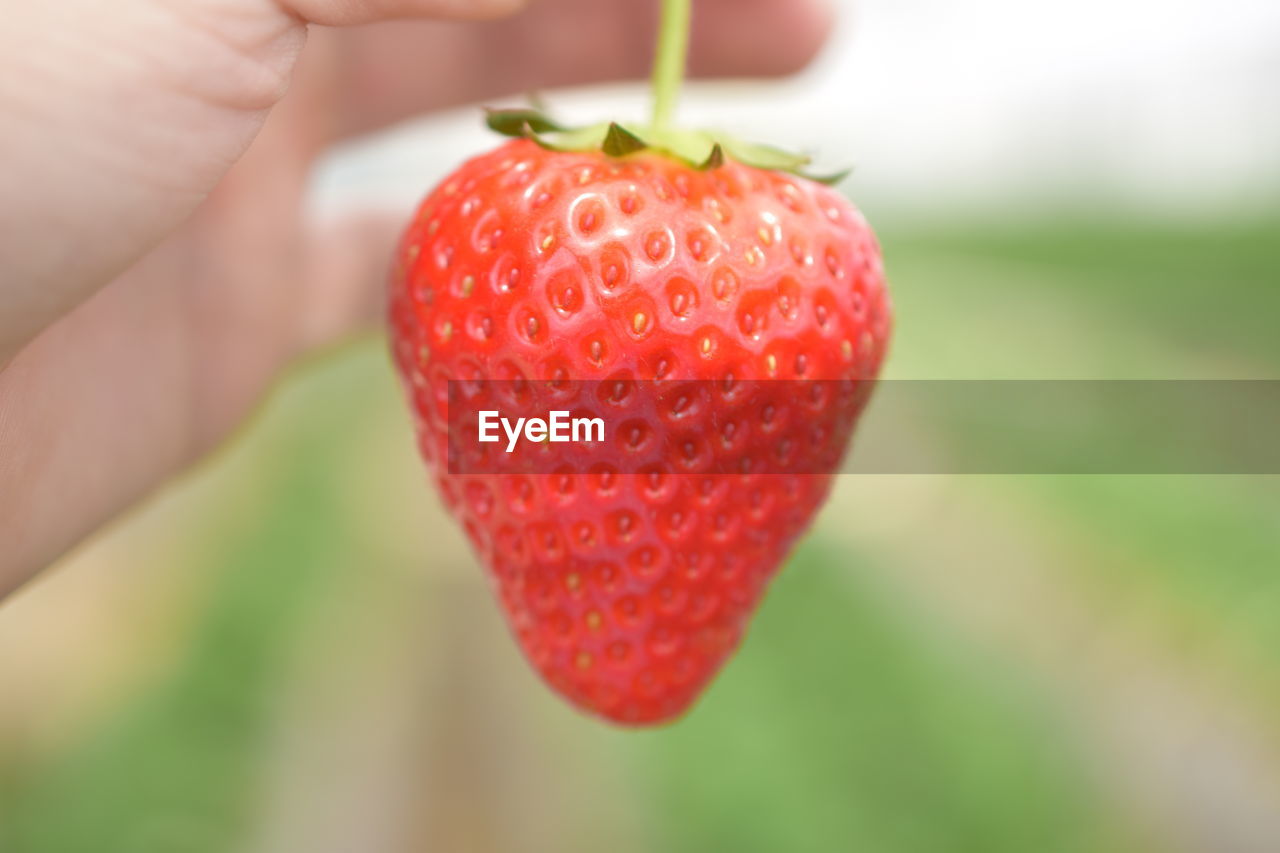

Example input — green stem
[650,0,691,130]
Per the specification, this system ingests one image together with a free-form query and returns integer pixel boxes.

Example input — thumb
[0,0,531,364]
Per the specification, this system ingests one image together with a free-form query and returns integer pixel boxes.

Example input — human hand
[0,0,831,597]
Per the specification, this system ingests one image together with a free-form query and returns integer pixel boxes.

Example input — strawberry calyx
[481,0,847,185]
[483,107,850,186]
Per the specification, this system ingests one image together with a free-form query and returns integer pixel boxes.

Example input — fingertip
[690,0,835,78]
[772,0,835,75]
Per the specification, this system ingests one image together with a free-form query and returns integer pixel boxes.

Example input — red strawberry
[389,136,890,724]
[388,0,888,725]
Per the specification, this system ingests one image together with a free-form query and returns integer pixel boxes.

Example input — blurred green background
[1,210,1277,852]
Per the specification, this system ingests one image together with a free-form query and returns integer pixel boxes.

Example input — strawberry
[387,1,890,725]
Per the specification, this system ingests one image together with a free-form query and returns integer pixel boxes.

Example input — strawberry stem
[650,0,691,131]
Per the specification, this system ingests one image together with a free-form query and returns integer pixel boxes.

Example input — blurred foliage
[627,543,1124,853]
[882,214,1280,706]
[0,367,371,853]
[884,214,1280,366]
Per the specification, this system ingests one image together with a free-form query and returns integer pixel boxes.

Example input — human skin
[0,0,831,598]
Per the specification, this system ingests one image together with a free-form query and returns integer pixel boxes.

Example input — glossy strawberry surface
[390,138,890,724]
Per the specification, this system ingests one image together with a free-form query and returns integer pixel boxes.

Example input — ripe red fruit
[389,138,890,724]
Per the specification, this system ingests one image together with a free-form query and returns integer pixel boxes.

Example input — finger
[297,210,405,350]
[690,0,833,77]
[0,74,318,595]
[327,0,833,136]
[0,251,276,597]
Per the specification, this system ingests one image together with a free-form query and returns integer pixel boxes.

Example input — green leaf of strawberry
[601,122,649,157]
